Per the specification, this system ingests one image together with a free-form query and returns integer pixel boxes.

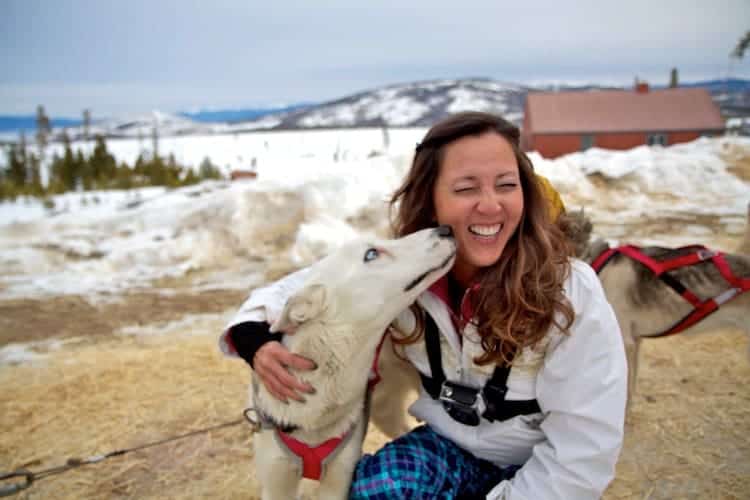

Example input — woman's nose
[476,190,501,214]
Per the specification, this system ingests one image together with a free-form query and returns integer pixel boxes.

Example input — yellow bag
[536,174,565,221]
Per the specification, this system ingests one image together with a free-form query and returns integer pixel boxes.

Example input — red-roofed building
[522,84,725,158]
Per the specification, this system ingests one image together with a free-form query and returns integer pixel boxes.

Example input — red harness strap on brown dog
[591,244,750,337]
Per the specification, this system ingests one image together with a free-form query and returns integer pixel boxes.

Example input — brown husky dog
[563,209,750,402]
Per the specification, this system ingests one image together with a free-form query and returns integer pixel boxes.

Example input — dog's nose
[435,225,453,238]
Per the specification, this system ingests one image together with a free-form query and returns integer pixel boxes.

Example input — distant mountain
[231,77,750,131]
[0,116,82,134]
[269,78,531,129]
[56,110,221,141]
[676,78,750,93]
[693,78,750,119]
[2,77,748,142]
[180,103,312,123]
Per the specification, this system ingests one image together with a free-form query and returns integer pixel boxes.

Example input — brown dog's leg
[621,321,639,416]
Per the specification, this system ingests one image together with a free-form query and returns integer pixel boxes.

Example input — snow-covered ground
[1,128,748,300]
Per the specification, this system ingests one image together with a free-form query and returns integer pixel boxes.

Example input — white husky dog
[244,226,456,500]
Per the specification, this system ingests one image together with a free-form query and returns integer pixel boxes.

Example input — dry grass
[607,329,750,500]
[1,305,748,499]
[0,326,258,499]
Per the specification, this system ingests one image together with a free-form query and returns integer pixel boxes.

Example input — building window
[647,133,667,146]
[580,134,595,151]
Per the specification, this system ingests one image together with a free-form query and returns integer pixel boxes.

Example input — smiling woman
[223,112,627,500]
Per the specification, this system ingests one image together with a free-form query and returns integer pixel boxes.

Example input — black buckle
[439,381,483,427]
[481,384,508,422]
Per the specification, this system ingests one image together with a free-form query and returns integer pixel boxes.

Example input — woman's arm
[488,263,628,500]
[220,268,316,402]
[228,321,281,368]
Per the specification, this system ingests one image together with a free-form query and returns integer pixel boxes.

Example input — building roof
[525,87,725,134]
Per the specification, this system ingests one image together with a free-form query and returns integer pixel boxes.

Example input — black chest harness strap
[419,312,541,427]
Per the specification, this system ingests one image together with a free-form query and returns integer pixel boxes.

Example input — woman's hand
[253,341,316,403]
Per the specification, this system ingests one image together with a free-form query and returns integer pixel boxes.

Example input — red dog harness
[276,432,351,481]
[591,244,750,337]
[275,332,389,480]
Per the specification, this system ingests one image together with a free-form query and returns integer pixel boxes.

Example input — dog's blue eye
[364,248,379,262]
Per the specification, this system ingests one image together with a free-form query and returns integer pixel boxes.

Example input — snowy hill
[229,77,750,131]
[271,79,530,128]
[62,110,218,141]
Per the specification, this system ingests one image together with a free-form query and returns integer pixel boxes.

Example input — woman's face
[432,131,524,287]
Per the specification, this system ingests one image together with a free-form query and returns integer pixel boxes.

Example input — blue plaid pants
[349,425,518,499]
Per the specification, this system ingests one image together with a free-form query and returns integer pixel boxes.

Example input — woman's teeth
[469,224,501,236]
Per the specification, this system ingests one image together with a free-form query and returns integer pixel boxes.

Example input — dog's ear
[270,284,328,334]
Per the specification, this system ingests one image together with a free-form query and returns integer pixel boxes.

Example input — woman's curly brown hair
[390,111,575,366]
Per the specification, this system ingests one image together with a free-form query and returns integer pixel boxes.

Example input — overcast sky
[1,0,749,117]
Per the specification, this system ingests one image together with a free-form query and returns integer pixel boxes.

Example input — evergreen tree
[59,130,77,191]
[28,153,43,196]
[48,152,65,194]
[7,144,26,187]
[89,135,116,187]
[149,155,167,185]
[198,157,222,180]
[76,149,90,190]
[114,161,134,189]
[165,153,181,187]
[182,168,199,185]
[133,153,147,186]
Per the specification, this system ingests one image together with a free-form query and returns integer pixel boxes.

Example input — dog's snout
[435,225,453,238]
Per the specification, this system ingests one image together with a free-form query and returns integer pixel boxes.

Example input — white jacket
[220,259,627,500]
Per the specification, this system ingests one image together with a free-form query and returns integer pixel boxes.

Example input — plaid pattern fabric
[350,425,519,499]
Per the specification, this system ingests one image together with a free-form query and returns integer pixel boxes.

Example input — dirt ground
[0,285,748,500]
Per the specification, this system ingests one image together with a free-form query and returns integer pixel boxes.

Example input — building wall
[521,112,533,151]
[530,130,715,158]
[595,133,645,150]
[528,134,581,158]
[668,131,703,144]
[230,170,257,181]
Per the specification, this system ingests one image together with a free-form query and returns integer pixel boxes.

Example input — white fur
[251,227,455,500]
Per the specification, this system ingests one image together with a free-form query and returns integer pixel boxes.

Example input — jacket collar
[428,275,480,327]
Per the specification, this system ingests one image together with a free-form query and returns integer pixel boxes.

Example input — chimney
[669,67,679,88]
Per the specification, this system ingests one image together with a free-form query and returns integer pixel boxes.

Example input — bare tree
[83,109,91,141]
[151,122,160,161]
[731,30,750,59]
[35,105,51,163]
